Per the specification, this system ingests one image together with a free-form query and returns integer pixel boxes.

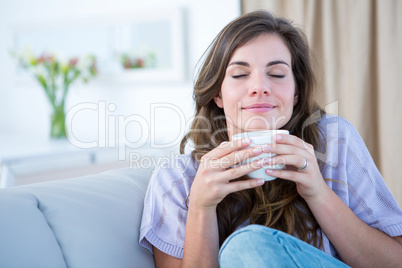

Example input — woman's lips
[242,104,276,113]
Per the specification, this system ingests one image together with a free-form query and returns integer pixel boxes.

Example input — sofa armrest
[0,168,155,268]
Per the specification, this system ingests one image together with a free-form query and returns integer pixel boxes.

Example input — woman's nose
[249,73,271,96]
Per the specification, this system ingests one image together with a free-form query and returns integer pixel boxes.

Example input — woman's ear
[293,90,299,106]
[214,94,224,108]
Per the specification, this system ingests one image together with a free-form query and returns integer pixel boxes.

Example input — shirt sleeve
[322,116,402,237]
[139,156,194,259]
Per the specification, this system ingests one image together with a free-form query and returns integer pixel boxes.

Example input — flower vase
[13,48,97,140]
[50,105,67,139]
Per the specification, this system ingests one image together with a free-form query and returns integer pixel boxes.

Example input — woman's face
[214,33,297,138]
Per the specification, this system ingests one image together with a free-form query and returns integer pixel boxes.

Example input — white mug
[232,130,289,181]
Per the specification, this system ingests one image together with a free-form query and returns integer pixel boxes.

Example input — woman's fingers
[193,134,323,205]
[260,135,328,200]
[274,134,316,160]
[264,154,308,172]
[262,154,313,185]
[261,134,315,170]
[275,133,312,151]
[215,161,267,197]
[191,143,267,208]
[223,157,265,179]
[201,138,268,170]
[224,178,265,195]
[208,138,251,158]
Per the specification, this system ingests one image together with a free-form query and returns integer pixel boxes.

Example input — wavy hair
[180,10,326,248]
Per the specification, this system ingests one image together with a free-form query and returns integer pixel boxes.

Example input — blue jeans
[219,224,350,268]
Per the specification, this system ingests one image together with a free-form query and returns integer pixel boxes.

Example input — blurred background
[0,0,400,205]
[0,0,241,186]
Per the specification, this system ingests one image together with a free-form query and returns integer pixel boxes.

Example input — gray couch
[0,168,155,268]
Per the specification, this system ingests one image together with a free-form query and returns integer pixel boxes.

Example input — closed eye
[269,74,285,78]
[232,74,248,78]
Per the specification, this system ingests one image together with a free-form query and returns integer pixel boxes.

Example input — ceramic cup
[232,130,289,181]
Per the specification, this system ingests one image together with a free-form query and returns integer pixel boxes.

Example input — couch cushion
[0,191,67,268]
[0,167,155,268]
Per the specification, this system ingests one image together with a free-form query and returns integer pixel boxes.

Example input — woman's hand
[183,138,267,268]
[262,134,327,202]
[189,138,266,210]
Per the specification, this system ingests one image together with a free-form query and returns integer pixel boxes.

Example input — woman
[139,11,402,267]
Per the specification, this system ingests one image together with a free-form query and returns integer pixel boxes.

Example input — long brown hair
[180,10,326,248]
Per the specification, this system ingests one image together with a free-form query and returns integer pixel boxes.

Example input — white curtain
[242,0,402,206]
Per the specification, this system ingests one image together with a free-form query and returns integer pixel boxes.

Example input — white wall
[0,0,240,151]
